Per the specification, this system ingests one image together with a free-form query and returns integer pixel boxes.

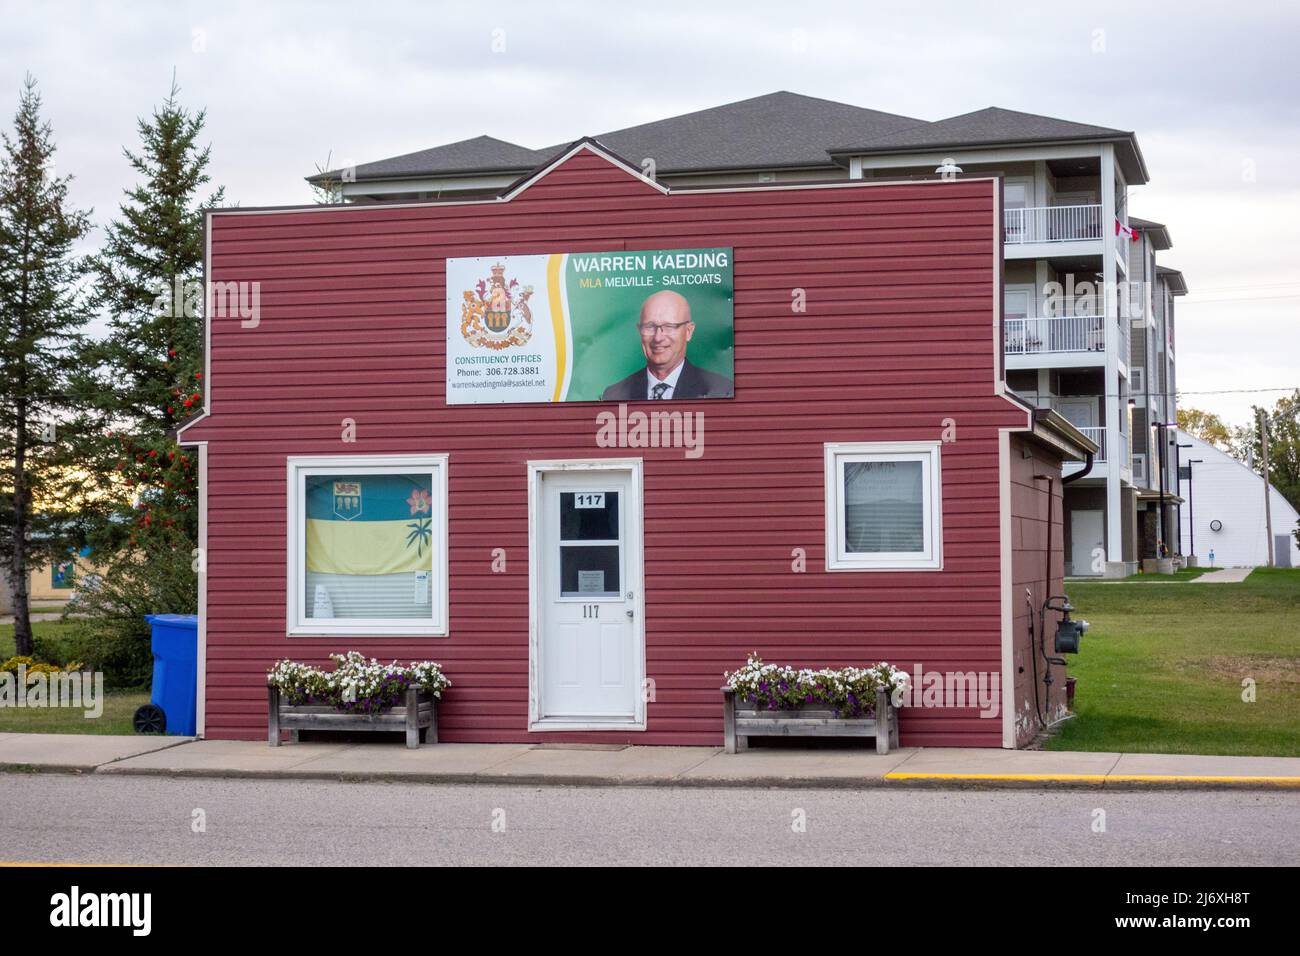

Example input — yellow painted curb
[886,772,1107,783]
[0,861,141,867]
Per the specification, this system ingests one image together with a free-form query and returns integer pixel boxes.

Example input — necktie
[651,382,669,400]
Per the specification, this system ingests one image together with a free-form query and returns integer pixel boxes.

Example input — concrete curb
[7,737,1300,791]
[0,736,194,776]
[8,760,1300,791]
[884,772,1300,791]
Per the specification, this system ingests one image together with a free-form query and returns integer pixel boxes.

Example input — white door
[1056,399,1094,429]
[534,468,641,726]
[1004,288,1033,353]
[1071,509,1105,576]
[1004,180,1031,242]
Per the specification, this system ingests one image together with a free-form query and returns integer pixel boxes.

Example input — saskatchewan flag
[305,474,434,576]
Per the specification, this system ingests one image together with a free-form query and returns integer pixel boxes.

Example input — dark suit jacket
[600,359,734,401]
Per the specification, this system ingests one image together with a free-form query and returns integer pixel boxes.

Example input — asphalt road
[3,773,1298,866]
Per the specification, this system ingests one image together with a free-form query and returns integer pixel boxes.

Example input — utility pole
[1259,408,1274,567]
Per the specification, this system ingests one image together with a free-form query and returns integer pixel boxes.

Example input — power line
[1177,385,1299,395]
[1181,293,1300,304]
[1186,281,1300,294]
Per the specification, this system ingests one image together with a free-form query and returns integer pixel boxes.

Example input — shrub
[62,527,196,689]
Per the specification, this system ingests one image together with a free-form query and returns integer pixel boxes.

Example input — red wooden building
[179,140,1094,749]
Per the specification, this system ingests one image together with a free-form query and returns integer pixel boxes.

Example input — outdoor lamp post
[1185,458,1203,557]
[1177,441,1193,556]
[1150,421,1178,558]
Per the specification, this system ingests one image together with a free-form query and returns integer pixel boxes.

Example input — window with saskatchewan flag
[288,456,448,636]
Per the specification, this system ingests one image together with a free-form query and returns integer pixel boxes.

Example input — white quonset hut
[1177,432,1300,568]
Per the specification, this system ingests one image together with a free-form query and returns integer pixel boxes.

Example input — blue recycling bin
[135,614,198,736]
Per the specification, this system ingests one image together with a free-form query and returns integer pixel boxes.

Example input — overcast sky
[3,0,1296,426]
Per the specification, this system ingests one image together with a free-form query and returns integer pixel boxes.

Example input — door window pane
[561,491,619,540]
[843,461,924,553]
[560,545,620,596]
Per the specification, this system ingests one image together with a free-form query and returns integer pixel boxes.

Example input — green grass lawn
[1067,567,1217,584]
[0,620,148,735]
[1049,568,1300,756]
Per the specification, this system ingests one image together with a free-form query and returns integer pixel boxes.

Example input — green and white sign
[445,248,734,404]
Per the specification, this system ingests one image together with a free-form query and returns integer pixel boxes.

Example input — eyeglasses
[637,320,692,336]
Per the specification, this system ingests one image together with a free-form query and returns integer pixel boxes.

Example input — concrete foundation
[1104,561,1135,578]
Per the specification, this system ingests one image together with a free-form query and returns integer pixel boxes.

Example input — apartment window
[824,442,943,571]
[287,455,448,636]
[1131,367,1144,392]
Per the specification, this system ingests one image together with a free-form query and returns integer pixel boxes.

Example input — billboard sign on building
[445,248,734,404]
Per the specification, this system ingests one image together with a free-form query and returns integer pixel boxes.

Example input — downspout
[1062,451,1094,484]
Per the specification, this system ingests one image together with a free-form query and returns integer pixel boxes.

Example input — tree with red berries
[0,76,92,656]
[61,78,225,677]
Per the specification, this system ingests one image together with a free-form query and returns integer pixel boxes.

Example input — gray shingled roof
[1157,264,1188,294]
[314,135,551,182]
[557,91,922,173]
[312,92,922,183]
[314,95,1149,186]
[1130,216,1172,250]
[831,106,1147,182]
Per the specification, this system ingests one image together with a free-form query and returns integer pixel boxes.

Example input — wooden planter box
[267,685,438,749]
[722,685,899,755]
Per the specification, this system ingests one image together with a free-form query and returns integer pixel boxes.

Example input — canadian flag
[1116,219,1140,243]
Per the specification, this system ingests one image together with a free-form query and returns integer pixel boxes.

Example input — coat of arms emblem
[460,262,534,350]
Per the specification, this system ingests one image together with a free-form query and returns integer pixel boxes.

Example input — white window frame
[824,441,943,572]
[286,454,449,637]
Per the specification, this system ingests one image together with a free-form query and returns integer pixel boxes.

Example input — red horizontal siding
[186,150,1030,748]
[1008,435,1070,746]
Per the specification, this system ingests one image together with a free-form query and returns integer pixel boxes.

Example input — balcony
[1005,315,1107,369]
[1004,204,1103,243]
[1062,426,1109,477]
[1006,316,1105,355]
[1077,426,1107,462]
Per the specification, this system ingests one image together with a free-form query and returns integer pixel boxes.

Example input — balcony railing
[1005,316,1105,355]
[1075,426,1107,463]
[1004,204,1103,244]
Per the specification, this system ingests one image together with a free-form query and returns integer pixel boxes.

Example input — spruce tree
[51,80,226,682]
[73,78,224,561]
[86,76,224,440]
[0,75,92,656]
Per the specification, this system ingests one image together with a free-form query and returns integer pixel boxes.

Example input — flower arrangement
[267,651,450,716]
[723,654,910,719]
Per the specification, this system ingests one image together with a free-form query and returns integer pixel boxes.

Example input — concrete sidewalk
[3,733,1300,790]
[1194,567,1253,583]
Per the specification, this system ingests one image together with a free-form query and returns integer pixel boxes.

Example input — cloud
[1,0,1295,424]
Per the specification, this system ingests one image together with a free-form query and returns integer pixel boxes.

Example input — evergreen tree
[83,76,223,434]
[0,75,92,656]
[73,78,224,554]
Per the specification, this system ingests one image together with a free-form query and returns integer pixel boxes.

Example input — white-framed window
[286,454,448,637]
[1130,367,1145,392]
[824,442,943,571]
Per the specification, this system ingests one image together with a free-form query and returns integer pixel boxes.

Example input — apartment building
[312,91,1185,575]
